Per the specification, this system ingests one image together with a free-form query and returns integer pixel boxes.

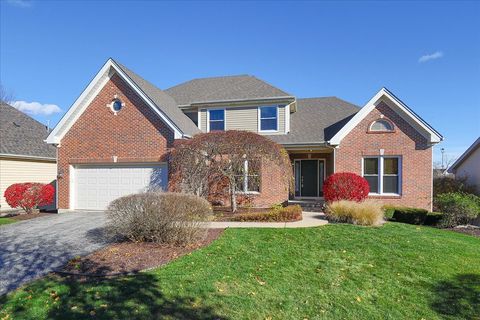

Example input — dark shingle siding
[165,75,292,106]
[0,103,56,158]
[268,97,359,144]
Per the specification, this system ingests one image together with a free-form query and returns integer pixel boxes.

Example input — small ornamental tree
[4,183,55,214]
[323,172,370,203]
[170,130,292,212]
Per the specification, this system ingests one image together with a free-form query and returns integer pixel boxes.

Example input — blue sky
[1,0,479,164]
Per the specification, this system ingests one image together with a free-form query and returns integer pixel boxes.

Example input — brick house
[46,59,442,211]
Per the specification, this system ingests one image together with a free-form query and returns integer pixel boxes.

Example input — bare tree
[0,84,14,104]
[170,130,293,212]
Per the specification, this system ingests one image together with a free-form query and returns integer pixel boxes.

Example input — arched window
[369,119,394,132]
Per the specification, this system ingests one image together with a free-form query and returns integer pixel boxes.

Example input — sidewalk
[209,211,329,228]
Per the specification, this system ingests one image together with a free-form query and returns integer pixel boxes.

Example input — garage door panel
[74,164,167,210]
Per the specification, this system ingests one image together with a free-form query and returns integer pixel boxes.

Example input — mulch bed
[445,226,480,238]
[59,229,224,277]
[6,212,54,221]
[213,207,270,221]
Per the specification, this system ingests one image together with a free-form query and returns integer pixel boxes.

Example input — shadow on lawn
[0,259,228,320]
[430,273,480,319]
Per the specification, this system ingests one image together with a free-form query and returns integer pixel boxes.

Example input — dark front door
[301,160,318,197]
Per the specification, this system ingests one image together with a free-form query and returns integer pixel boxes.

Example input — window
[363,156,400,194]
[208,109,225,131]
[369,119,394,132]
[259,106,278,131]
[235,160,260,193]
[109,99,124,114]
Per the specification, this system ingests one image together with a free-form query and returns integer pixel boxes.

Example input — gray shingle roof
[448,137,480,173]
[114,61,201,136]
[268,97,360,144]
[0,103,56,159]
[165,75,292,106]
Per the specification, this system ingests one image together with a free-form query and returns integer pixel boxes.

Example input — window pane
[261,119,277,131]
[209,110,224,121]
[384,158,398,174]
[260,106,277,118]
[209,121,224,131]
[364,158,378,174]
[371,120,393,131]
[247,175,260,192]
[365,176,379,193]
[383,176,399,194]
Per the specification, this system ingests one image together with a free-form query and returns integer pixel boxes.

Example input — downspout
[325,142,337,174]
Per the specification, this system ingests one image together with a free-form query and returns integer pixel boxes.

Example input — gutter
[177,96,296,109]
[0,153,56,161]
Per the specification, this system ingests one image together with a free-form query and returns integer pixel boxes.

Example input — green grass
[1,223,479,319]
[0,217,16,226]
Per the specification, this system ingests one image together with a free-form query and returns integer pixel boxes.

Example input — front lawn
[0,217,16,226]
[1,223,479,319]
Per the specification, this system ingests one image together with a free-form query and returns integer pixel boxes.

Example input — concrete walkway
[209,211,328,228]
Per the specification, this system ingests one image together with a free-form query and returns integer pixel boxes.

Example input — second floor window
[259,106,278,131]
[208,109,225,131]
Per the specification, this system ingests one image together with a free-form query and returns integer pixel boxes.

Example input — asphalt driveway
[0,211,110,295]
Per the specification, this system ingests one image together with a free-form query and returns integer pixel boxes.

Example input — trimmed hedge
[385,206,429,225]
[424,212,444,226]
[230,205,302,222]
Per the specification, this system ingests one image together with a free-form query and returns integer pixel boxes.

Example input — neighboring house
[46,58,442,211]
[448,137,480,193]
[0,103,57,211]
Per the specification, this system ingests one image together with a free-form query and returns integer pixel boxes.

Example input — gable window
[259,106,278,132]
[208,109,225,131]
[369,119,394,132]
[363,156,401,195]
[235,160,260,193]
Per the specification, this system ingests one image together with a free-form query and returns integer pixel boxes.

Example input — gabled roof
[0,103,56,159]
[115,62,200,136]
[46,59,200,144]
[329,87,443,145]
[448,137,480,173]
[268,97,360,145]
[165,75,293,106]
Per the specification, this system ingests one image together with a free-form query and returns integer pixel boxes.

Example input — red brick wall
[335,100,433,210]
[57,73,288,209]
[57,74,174,209]
[255,159,290,207]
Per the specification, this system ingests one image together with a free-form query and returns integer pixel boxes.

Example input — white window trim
[236,160,260,194]
[206,108,226,132]
[362,156,402,196]
[258,105,279,133]
[369,119,394,132]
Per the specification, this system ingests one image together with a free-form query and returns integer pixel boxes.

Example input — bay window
[363,156,401,195]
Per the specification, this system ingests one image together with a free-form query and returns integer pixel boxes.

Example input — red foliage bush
[323,172,370,203]
[4,183,55,213]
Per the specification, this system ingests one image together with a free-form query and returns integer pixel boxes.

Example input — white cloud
[6,0,33,8]
[12,101,62,116]
[418,51,444,63]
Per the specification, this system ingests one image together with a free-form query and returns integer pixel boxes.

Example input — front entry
[294,159,325,198]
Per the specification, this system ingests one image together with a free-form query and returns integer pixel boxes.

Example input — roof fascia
[46,59,184,144]
[328,88,443,145]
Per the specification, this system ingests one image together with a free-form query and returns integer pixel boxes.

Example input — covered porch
[285,145,335,201]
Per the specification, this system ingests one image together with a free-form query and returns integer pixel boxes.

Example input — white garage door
[73,164,168,210]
